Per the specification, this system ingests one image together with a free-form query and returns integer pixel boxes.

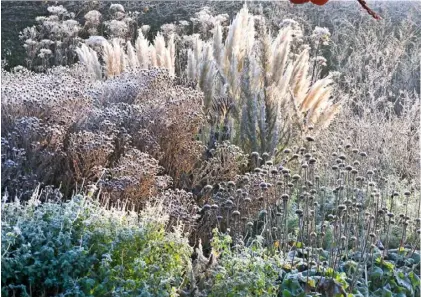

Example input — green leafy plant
[1,191,193,297]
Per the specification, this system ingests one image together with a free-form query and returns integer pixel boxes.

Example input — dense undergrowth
[1,2,420,297]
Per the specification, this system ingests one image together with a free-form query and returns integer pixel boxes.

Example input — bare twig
[357,0,382,20]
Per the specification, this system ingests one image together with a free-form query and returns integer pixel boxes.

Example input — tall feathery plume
[317,101,342,129]
[193,35,203,77]
[102,39,120,77]
[290,48,311,105]
[240,56,258,153]
[149,45,157,67]
[212,23,224,67]
[224,6,245,69]
[154,32,167,68]
[112,38,126,74]
[163,50,172,75]
[126,41,139,68]
[300,77,333,111]
[308,86,332,122]
[135,30,150,69]
[198,42,215,108]
[75,43,102,80]
[186,49,197,80]
[168,34,176,76]
[271,28,291,86]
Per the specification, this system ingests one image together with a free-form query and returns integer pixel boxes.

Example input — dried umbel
[2,65,204,201]
[19,5,81,71]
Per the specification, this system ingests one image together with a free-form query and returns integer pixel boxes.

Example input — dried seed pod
[211,204,219,210]
[203,184,213,191]
[292,174,301,181]
[259,209,268,217]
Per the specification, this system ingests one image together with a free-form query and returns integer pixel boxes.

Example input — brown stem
[357,0,382,20]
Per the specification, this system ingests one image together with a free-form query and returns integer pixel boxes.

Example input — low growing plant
[1,189,193,297]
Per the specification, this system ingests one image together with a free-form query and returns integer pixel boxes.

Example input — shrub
[194,230,282,297]
[1,191,193,297]
[1,65,204,200]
